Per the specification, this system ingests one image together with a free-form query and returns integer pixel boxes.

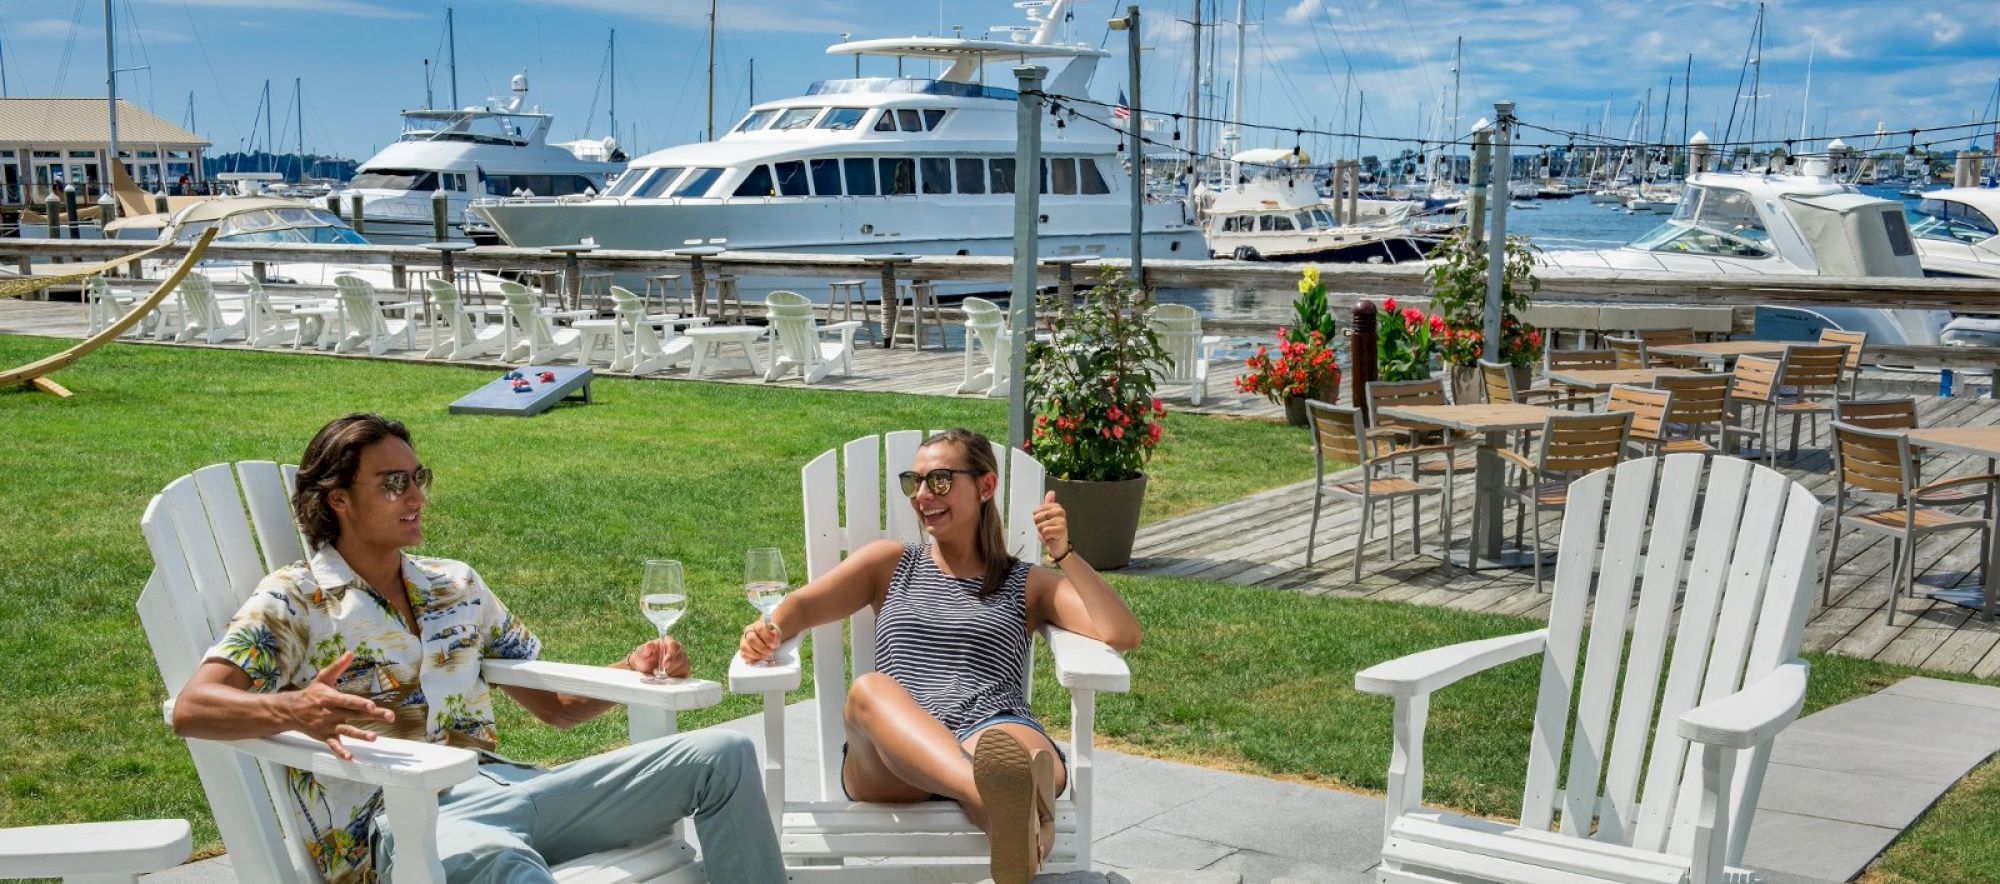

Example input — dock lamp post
[1109,6,1143,283]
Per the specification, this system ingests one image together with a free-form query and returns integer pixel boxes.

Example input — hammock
[2,229,216,398]
[0,240,176,300]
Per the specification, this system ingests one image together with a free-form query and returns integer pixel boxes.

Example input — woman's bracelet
[1050,544,1073,565]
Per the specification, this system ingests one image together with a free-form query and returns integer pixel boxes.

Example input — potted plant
[1025,268,1169,569]
[1376,296,1441,382]
[1423,231,1544,402]
[1236,267,1343,426]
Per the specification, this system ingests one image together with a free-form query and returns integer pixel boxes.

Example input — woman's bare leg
[842,673,987,825]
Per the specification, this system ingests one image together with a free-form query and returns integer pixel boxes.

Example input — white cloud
[1283,0,1325,25]
[140,0,422,20]
[1920,12,1964,45]
[513,0,856,34]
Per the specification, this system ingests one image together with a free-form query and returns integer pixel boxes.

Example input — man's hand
[626,636,689,680]
[285,652,395,761]
[1033,490,1071,560]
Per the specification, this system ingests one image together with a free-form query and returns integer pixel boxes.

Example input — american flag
[1112,89,1131,121]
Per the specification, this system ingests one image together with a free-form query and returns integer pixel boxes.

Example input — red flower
[1429,314,1446,335]
[1528,330,1544,347]
[1112,425,1125,439]
[1152,398,1166,414]
[1383,297,1398,313]
[1402,307,1425,327]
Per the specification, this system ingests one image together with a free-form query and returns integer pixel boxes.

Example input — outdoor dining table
[1542,367,1711,391]
[1901,426,2000,618]
[1372,402,1560,570]
[1646,340,1789,367]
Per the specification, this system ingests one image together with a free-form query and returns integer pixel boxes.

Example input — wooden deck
[0,298,1285,419]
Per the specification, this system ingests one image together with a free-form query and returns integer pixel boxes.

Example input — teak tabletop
[1544,367,1713,390]
[1647,340,1789,359]
[1906,427,2000,459]
[1374,403,1559,434]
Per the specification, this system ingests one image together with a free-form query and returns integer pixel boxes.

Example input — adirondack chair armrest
[381,299,426,312]
[726,633,806,694]
[1040,624,1130,693]
[161,700,479,791]
[1198,334,1223,356]
[1354,629,1549,699]
[821,320,865,334]
[480,659,723,711]
[1676,660,1809,750]
[0,819,192,878]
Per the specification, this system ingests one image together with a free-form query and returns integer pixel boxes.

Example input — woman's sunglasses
[897,468,984,498]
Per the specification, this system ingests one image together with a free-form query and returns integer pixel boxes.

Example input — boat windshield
[350,169,438,192]
[1631,185,1772,258]
[400,111,535,146]
[1909,197,1998,244]
[175,207,366,245]
[733,110,778,133]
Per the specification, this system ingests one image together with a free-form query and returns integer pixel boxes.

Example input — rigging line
[178,0,240,137]
[1252,20,1316,131]
[51,0,85,96]
[1392,0,1436,114]
[120,0,155,112]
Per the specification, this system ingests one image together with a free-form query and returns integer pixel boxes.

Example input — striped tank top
[873,543,1035,736]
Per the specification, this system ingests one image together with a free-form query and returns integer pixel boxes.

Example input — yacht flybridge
[470,0,1204,284]
[340,74,625,244]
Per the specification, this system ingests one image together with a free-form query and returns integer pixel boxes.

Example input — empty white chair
[958,296,1012,397]
[423,279,510,361]
[609,285,702,376]
[331,275,421,356]
[501,281,583,364]
[1148,303,1221,406]
[762,290,861,384]
[241,279,303,350]
[0,818,192,884]
[174,272,251,345]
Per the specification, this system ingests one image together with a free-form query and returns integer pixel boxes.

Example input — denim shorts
[841,712,1070,800]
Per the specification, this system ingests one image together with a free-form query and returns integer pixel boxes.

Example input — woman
[738,428,1141,883]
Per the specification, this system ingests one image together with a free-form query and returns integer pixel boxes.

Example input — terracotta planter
[1046,473,1148,570]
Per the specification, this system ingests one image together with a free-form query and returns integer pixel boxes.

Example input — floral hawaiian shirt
[204,546,540,884]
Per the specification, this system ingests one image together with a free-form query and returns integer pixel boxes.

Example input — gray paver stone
[1740,810,1900,884]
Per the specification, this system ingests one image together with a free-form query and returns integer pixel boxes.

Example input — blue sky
[0,0,1994,165]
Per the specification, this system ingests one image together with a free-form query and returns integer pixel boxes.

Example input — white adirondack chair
[175,272,251,345]
[727,431,1131,880]
[331,275,421,356]
[242,280,304,350]
[1148,304,1222,406]
[501,282,584,364]
[609,286,704,376]
[86,275,136,337]
[957,296,1012,398]
[0,819,191,883]
[136,462,721,884]
[762,291,861,384]
[423,278,509,361]
[1357,454,1823,884]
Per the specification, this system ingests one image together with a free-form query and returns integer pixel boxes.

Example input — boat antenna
[105,0,118,189]
[294,77,305,182]
[706,0,717,141]
[423,59,433,110]
[447,6,459,109]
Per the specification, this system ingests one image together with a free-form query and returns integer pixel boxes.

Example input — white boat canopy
[1782,191,1922,276]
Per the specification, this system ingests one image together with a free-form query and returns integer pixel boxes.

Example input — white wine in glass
[745,547,788,666]
[639,559,687,684]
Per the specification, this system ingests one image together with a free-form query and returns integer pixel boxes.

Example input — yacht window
[1295,213,1313,230]
[880,158,916,195]
[989,158,1016,194]
[1910,198,1998,244]
[1079,159,1111,195]
[674,167,726,197]
[844,157,877,195]
[774,161,811,196]
[897,109,923,132]
[733,110,778,133]
[1049,158,1078,195]
[956,158,986,195]
[1691,187,1767,242]
[1038,159,1049,194]
[733,165,775,197]
[1639,223,1773,258]
[810,159,843,196]
[1310,208,1335,228]
[632,167,687,199]
[349,169,434,191]
[873,111,898,132]
[605,169,654,197]
[921,158,952,195]
[818,108,867,130]
[772,108,822,131]
[922,109,947,131]
[1883,211,1916,257]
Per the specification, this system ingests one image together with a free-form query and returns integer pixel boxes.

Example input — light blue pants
[376,729,783,883]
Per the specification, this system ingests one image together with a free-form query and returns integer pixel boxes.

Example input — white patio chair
[727,431,1130,879]
[242,280,304,351]
[761,290,861,384]
[174,272,251,345]
[423,278,509,361]
[1357,454,1823,884]
[85,275,135,337]
[609,286,703,376]
[1148,303,1222,406]
[0,818,192,883]
[501,281,584,364]
[958,296,1012,398]
[331,275,421,356]
[136,462,719,884]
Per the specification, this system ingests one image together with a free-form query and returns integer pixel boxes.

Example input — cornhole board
[449,366,593,416]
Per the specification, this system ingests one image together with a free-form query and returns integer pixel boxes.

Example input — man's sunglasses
[897,468,985,498]
[371,466,433,501]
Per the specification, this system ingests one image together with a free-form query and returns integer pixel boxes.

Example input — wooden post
[43,192,60,241]
[347,194,367,236]
[1351,300,1378,420]
[431,189,449,243]
[64,185,81,240]
[153,192,169,215]
[689,256,708,317]
[391,263,407,291]
[1467,129,1492,243]
[251,261,267,284]
[878,261,900,349]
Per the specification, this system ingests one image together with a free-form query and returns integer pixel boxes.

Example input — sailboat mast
[1223,0,1244,179]
[447,7,459,109]
[706,0,718,141]
[295,78,304,181]
[105,0,119,189]
[749,57,755,107]
[1186,0,1201,180]
[1798,35,1813,141]
[1682,54,1692,159]
[1748,3,1763,151]
[609,30,617,146]
[263,80,273,174]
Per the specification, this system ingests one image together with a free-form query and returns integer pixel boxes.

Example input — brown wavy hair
[920,429,1017,598]
[293,413,412,551]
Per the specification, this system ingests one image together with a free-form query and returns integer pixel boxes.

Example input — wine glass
[745,547,789,667]
[639,559,687,684]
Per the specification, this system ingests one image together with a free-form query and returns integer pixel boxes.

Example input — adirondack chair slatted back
[501,282,559,351]
[961,297,1006,357]
[609,286,664,359]
[333,275,395,343]
[179,273,220,330]
[137,462,313,884]
[766,291,823,364]
[424,279,475,351]
[1522,454,1821,863]
[1149,304,1205,384]
[801,431,1043,800]
[1833,397,1917,431]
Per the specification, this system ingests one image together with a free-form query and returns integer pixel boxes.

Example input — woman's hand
[1033,491,1071,560]
[738,617,783,664]
[624,636,689,680]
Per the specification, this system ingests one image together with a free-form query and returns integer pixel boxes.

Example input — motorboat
[1200,148,1426,263]
[1543,154,1947,347]
[469,0,1203,297]
[339,74,624,244]
[1903,187,2000,346]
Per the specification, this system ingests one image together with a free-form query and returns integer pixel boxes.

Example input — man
[171,414,784,883]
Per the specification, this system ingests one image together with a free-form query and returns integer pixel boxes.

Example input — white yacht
[340,74,624,245]
[1201,149,1425,263]
[1900,187,2000,346]
[469,0,1203,291]
[1543,154,1947,347]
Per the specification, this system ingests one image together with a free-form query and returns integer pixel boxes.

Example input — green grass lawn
[3,335,1996,880]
